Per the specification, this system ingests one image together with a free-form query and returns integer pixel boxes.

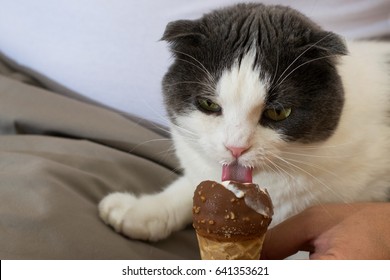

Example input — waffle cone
[196,234,265,260]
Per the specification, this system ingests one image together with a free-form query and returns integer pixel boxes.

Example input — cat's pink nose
[226,146,249,158]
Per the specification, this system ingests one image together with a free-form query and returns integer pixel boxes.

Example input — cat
[99,3,390,243]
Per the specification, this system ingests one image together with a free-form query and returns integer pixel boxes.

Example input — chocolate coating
[193,180,273,242]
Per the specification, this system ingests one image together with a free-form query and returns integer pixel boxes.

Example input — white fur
[99,41,390,242]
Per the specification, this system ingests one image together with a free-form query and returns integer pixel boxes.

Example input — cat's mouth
[221,161,253,183]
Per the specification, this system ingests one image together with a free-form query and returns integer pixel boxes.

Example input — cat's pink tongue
[221,162,253,183]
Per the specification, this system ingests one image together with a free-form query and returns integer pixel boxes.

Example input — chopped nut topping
[193,206,200,214]
[200,196,206,202]
[230,211,235,220]
[208,220,215,225]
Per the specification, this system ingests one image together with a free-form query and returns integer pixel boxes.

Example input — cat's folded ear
[311,31,348,56]
[161,19,206,45]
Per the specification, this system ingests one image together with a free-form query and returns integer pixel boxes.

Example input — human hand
[261,202,390,260]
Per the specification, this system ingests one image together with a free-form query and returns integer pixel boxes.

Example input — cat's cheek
[175,112,225,157]
[199,136,229,162]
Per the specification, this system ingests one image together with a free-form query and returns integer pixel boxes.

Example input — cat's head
[162,3,347,169]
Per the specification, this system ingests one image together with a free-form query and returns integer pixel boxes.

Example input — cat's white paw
[98,192,175,241]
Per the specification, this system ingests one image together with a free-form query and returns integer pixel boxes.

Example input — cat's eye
[196,97,222,113]
[264,107,292,121]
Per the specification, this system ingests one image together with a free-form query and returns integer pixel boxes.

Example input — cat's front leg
[98,176,194,241]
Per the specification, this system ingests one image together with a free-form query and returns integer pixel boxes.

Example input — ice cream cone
[196,234,266,260]
[192,180,273,260]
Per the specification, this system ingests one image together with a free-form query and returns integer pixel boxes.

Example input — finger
[261,204,359,259]
[310,253,338,260]
[261,211,314,259]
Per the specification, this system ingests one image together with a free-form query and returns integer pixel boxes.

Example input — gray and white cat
[99,3,390,242]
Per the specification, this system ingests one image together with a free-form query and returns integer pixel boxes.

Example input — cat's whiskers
[127,138,172,153]
[262,155,326,213]
[263,156,295,187]
[267,150,349,203]
[272,54,340,91]
[164,80,216,96]
[132,111,198,145]
[280,140,357,163]
[161,125,199,154]
[127,138,181,168]
[170,122,198,138]
[175,134,199,146]
[271,33,333,90]
[153,125,172,137]
[281,155,345,182]
[157,142,177,157]
[172,50,216,86]
[281,139,356,151]
[280,150,350,159]
[245,146,296,188]
[262,155,340,216]
[268,47,280,87]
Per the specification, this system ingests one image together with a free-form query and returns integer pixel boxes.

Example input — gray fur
[162,3,347,143]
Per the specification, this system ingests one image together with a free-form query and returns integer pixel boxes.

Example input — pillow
[1,0,389,125]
